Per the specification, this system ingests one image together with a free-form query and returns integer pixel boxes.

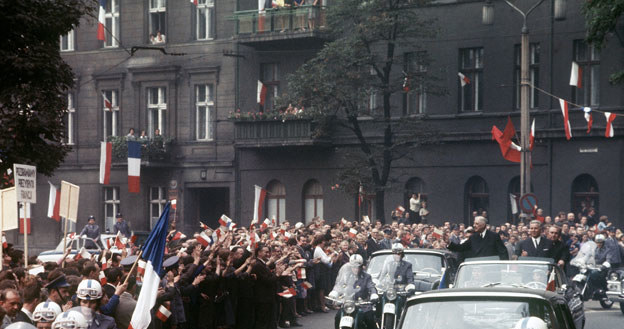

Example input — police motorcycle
[374,244,416,329]
[327,254,378,329]
[570,235,614,309]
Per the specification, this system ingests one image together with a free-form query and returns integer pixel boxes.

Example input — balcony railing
[233,5,326,35]
[233,119,331,148]
[108,136,173,163]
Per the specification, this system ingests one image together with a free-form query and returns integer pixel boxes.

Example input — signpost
[519,193,539,214]
[13,164,36,267]
[0,187,18,270]
[59,181,79,267]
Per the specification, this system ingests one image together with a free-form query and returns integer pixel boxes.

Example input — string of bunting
[526,81,619,139]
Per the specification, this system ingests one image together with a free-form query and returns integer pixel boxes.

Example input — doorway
[187,187,230,230]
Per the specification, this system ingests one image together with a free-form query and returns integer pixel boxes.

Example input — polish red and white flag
[47,182,61,222]
[583,107,593,134]
[605,112,616,138]
[458,72,470,87]
[559,99,572,140]
[156,305,172,322]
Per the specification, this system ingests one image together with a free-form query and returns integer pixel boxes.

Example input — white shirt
[532,237,541,248]
[409,197,421,212]
[20,308,33,321]
[314,246,332,265]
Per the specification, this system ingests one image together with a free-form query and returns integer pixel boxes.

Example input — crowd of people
[0,205,622,329]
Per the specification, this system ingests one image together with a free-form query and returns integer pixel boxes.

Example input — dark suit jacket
[515,237,552,258]
[549,240,570,264]
[366,238,382,256]
[448,230,509,260]
[250,258,278,304]
[14,310,33,325]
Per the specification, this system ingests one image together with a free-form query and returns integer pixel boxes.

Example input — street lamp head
[482,0,495,25]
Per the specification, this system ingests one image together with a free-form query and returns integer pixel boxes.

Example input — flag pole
[123,250,143,285]
[62,217,68,268]
[23,202,28,267]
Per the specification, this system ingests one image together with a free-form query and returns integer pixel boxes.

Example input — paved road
[301,300,624,329]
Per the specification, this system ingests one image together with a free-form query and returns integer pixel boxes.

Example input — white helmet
[595,234,606,243]
[76,279,103,300]
[349,254,364,267]
[52,311,88,329]
[513,317,547,329]
[33,301,62,323]
[5,323,36,329]
[392,243,405,254]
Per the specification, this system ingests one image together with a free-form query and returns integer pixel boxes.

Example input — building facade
[16,0,623,252]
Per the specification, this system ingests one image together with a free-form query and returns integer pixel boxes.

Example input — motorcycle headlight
[386,288,397,301]
[344,301,356,315]
[610,273,619,281]
[580,268,587,274]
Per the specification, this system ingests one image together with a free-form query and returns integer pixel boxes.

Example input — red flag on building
[605,112,616,138]
[48,182,61,222]
[559,99,572,140]
[583,107,593,133]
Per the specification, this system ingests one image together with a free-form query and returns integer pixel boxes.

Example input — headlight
[580,268,587,274]
[344,302,356,314]
[386,288,397,301]
[607,283,619,291]
[609,273,619,281]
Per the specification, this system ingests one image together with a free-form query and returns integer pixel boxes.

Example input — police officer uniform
[113,213,131,238]
[80,215,101,249]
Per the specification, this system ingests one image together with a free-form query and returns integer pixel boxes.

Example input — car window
[455,263,553,289]
[367,253,444,277]
[401,298,558,329]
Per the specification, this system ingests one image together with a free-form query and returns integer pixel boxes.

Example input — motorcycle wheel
[620,302,624,315]
[383,314,395,329]
[599,299,614,309]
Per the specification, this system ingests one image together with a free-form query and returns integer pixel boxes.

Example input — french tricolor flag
[100,142,112,185]
[97,0,106,41]
[128,203,170,329]
[218,214,236,230]
[47,182,61,222]
[128,141,141,193]
[197,231,214,247]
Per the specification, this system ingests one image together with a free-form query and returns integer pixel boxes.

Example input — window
[459,48,483,111]
[465,176,488,224]
[404,52,427,114]
[260,63,279,111]
[104,0,120,48]
[572,40,600,107]
[62,218,76,234]
[571,174,599,218]
[102,90,120,140]
[196,84,215,140]
[60,29,74,51]
[147,87,167,137]
[367,67,379,114]
[149,0,167,44]
[196,0,215,40]
[104,187,121,232]
[266,180,286,223]
[404,177,427,206]
[64,94,76,145]
[150,187,167,229]
[514,43,540,109]
[303,180,323,222]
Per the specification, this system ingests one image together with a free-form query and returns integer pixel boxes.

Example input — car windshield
[455,263,555,289]
[367,253,444,278]
[401,298,556,329]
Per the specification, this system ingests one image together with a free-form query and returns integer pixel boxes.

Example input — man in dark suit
[447,216,509,260]
[250,243,278,329]
[515,220,552,258]
[366,229,383,256]
[547,225,570,267]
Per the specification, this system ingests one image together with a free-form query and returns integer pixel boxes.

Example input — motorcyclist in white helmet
[328,254,378,329]
[589,234,614,294]
[51,311,88,329]
[33,301,62,329]
[74,279,116,329]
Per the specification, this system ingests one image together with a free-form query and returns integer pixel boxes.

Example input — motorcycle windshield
[68,306,95,325]
[376,257,401,291]
[571,241,597,267]
[332,263,363,302]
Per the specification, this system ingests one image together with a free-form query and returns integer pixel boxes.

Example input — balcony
[108,136,173,165]
[232,6,331,50]
[233,119,331,148]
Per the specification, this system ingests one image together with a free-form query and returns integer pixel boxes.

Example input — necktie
[533,238,538,249]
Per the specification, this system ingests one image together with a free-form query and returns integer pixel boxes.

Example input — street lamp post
[482,0,566,199]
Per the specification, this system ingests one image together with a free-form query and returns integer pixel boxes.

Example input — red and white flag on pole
[431,228,444,239]
[257,81,268,107]
[253,185,267,225]
[74,247,91,260]
[546,270,556,291]
[199,221,209,231]
[569,61,582,88]
[97,0,106,41]
[348,228,358,238]
[529,119,535,150]
[402,74,410,92]
[48,182,61,222]
[278,287,297,298]
[99,270,107,285]
[156,305,172,322]
[458,72,470,87]
[559,99,572,140]
[114,232,125,249]
[137,260,146,276]
[100,142,112,185]
[171,199,177,210]
[261,218,271,230]
[583,107,593,133]
[395,205,405,217]
[171,231,186,241]
[19,203,30,235]
[103,93,113,110]
[605,112,616,138]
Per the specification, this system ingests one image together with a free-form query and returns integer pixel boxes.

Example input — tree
[584,0,624,84]
[283,0,441,223]
[0,0,94,187]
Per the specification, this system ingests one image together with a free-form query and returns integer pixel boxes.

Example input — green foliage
[583,0,624,84]
[0,0,95,187]
[283,0,441,221]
